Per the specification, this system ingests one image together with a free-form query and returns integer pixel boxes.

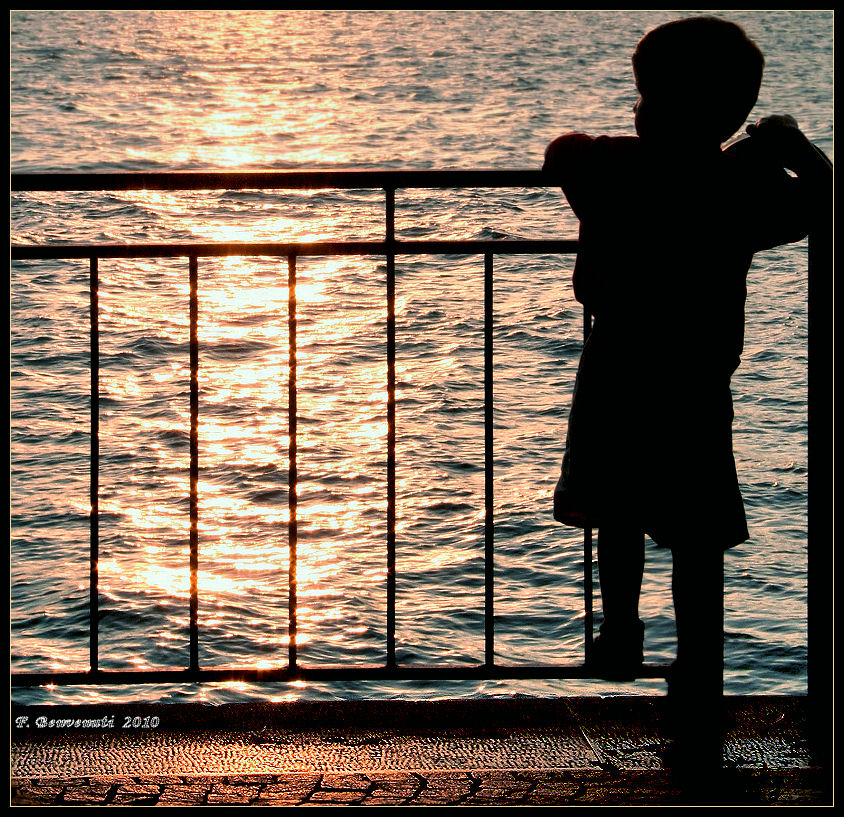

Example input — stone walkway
[10,696,831,806]
[11,768,832,806]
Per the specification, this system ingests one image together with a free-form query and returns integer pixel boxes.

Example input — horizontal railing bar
[11,168,552,192]
[10,239,578,261]
[11,663,671,687]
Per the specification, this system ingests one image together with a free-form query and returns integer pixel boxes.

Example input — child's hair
[632,16,764,144]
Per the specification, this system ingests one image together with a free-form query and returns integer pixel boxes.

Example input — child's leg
[668,545,725,771]
[597,523,645,629]
[590,524,646,678]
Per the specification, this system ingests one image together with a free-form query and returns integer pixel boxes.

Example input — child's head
[632,16,764,148]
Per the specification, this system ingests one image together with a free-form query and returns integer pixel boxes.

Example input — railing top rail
[11,168,552,193]
[10,238,578,261]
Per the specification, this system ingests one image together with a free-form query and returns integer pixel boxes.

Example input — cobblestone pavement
[10,768,832,806]
[10,697,831,806]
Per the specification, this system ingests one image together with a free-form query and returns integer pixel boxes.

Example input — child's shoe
[587,619,645,681]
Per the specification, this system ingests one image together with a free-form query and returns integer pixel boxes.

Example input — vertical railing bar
[583,528,594,662]
[484,253,495,666]
[288,254,299,671]
[582,306,594,661]
[89,256,100,674]
[385,187,397,669]
[188,254,200,673]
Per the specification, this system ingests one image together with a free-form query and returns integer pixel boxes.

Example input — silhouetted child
[543,16,831,777]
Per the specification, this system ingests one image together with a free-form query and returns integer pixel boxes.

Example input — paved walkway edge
[11,768,832,806]
[10,696,833,806]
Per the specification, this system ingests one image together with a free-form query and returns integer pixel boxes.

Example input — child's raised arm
[744,115,832,210]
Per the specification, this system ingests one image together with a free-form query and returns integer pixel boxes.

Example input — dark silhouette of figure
[543,16,831,785]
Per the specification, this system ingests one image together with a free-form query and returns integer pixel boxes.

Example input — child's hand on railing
[745,115,832,176]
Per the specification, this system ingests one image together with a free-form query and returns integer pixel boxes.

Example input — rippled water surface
[10,10,833,703]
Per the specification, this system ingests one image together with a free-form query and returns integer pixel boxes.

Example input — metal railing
[10,169,825,701]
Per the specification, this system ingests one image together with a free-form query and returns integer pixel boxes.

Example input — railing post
[385,187,397,669]
[188,255,200,673]
[288,254,299,672]
[89,256,99,674]
[807,217,832,766]
[484,253,495,667]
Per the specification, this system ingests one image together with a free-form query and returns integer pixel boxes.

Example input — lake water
[10,10,833,704]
